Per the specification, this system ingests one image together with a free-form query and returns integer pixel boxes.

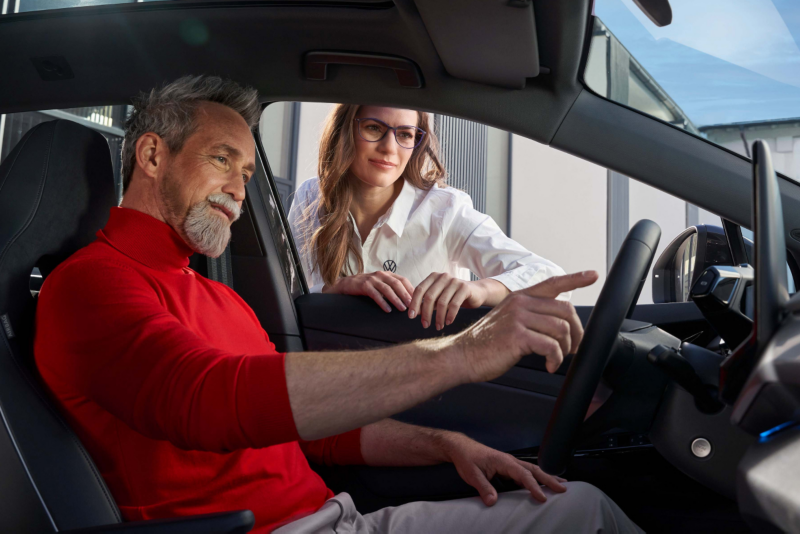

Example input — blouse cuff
[489,272,572,301]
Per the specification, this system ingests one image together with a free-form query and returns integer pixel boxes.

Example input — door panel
[296,294,710,448]
[297,294,712,508]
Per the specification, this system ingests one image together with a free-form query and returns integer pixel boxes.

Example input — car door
[218,104,728,511]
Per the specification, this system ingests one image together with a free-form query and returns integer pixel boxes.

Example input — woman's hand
[322,272,414,313]
[409,274,510,330]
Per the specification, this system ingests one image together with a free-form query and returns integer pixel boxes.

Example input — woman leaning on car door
[288,104,567,330]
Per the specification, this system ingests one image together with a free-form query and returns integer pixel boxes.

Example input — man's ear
[135,133,168,180]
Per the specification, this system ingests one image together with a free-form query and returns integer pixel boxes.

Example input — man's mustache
[206,193,241,222]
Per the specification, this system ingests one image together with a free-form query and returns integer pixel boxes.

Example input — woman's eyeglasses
[354,118,426,149]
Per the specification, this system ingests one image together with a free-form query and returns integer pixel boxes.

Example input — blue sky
[594,0,800,127]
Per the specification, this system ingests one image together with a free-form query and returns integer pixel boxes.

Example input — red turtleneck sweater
[35,207,363,532]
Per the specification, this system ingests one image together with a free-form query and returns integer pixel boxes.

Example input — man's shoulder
[44,239,146,296]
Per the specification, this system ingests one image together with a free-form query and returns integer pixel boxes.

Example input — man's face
[158,101,256,257]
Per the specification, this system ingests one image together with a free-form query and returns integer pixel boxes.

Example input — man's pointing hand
[456,271,599,382]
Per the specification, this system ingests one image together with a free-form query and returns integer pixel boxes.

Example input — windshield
[585,0,800,181]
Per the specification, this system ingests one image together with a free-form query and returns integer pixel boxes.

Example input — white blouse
[287,177,569,299]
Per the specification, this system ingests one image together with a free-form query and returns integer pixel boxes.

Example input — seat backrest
[0,120,122,531]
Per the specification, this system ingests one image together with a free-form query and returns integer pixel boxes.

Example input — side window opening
[258,103,721,306]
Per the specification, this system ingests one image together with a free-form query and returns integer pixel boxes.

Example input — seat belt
[206,242,234,289]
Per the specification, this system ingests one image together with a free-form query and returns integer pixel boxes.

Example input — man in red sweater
[35,76,642,533]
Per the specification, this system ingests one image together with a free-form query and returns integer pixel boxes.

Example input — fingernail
[422,320,429,328]
[406,297,412,305]
[399,304,407,311]
[409,310,417,319]
[437,324,442,331]
[447,318,453,325]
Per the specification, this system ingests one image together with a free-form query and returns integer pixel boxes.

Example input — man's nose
[222,172,247,203]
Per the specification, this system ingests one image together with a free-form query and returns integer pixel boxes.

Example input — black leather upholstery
[0,120,121,531]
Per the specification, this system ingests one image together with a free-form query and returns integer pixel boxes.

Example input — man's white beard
[183,193,241,258]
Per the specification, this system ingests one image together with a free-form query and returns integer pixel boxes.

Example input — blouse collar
[383,179,418,238]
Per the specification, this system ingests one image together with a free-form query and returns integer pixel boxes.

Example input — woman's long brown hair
[303,104,445,287]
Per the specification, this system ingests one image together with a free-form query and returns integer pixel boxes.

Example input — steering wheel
[538,219,661,475]
[721,140,790,404]
[752,140,789,348]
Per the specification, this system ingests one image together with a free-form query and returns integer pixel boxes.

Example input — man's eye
[216,156,227,164]
[243,174,251,184]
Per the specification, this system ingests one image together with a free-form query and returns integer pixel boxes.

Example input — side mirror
[652,225,734,303]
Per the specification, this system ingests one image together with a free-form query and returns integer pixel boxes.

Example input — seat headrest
[0,119,116,340]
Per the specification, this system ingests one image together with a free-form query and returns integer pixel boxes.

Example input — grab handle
[304,51,423,88]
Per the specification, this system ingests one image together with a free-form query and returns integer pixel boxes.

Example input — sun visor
[414,0,540,89]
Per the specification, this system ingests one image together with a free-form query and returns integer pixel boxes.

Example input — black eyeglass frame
[354,117,427,149]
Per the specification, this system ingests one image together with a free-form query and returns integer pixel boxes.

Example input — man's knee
[544,481,642,534]
[560,480,608,499]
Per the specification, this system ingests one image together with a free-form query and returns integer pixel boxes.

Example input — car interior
[1,0,800,532]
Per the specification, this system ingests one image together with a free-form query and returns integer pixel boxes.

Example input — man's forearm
[285,337,468,440]
[359,419,453,466]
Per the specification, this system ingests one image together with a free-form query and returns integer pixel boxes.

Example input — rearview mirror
[633,0,672,27]
[652,225,733,303]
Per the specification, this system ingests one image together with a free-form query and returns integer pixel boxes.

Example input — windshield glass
[585,0,800,182]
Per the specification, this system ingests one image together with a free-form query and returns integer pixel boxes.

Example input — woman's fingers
[394,274,415,300]
[373,281,408,312]
[408,274,437,320]
[381,274,412,308]
[365,285,392,313]
[419,274,451,328]
[434,282,461,330]
[445,285,471,326]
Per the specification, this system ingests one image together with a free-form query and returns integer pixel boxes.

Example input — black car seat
[0,120,253,533]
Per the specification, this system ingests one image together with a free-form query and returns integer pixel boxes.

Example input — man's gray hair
[121,75,260,192]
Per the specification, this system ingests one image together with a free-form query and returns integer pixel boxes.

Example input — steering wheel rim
[752,140,789,349]
[538,219,661,475]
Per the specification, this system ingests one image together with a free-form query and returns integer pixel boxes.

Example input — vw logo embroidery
[383,260,397,273]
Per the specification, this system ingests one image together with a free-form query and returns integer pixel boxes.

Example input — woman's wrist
[320,279,340,294]
[472,278,510,307]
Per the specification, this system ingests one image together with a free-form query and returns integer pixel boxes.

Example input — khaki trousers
[273,481,644,533]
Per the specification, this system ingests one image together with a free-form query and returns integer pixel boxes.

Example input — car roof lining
[0,0,581,142]
[2,0,799,260]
